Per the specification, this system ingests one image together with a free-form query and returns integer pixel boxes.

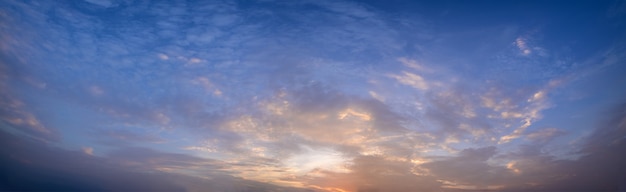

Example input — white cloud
[498,89,551,144]
[286,146,349,174]
[398,57,430,72]
[369,91,385,102]
[388,71,429,90]
[515,37,532,56]
[189,58,203,64]
[183,146,216,153]
[191,77,223,96]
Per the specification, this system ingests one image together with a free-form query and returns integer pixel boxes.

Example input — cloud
[106,146,224,176]
[91,128,166,146]
[89,85,104,96]
[157,53,169,60]
[467,82,557,144]
[515,37,532,55]
[0,130,186,191]
[302,155,441,192]
[167,82,431,187]
[82,147,94,155]
[0,129,314,192]
[525,128,565,142]
[190,76,223,96]
[0,59,58,142]
[424,103,626,191]
[388,71,429,90]
[421,146,510,189]
[84,0,117,8]
[398,57,431,72]
[368,91,385,102]
[2,0,625,191]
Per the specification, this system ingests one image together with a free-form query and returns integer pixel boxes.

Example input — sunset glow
[1,0,626,191]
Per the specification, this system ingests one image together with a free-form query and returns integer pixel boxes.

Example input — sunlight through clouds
[1,0,625,191]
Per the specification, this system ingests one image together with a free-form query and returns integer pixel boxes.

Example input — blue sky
[1,0,626,191]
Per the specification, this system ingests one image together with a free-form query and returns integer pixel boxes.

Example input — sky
[1,0,626,191]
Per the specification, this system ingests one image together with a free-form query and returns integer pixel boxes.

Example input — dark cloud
[0,127,312,192]
[0,127,185,191]
[531,103,626,191]
[420,104,626,192]
[498,103,626,191]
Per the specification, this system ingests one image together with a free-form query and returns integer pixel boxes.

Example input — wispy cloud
[82,147,94,155]
[1,0,625,191]
[515,37,532,56]
[0,63,58,142]
[388,71,429,90]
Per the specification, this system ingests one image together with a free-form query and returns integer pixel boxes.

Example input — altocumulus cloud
[1,0,626,191]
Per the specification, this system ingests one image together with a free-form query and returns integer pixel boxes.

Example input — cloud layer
[1,0,626,191]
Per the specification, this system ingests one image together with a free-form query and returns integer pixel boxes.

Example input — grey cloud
[0,128,186,191]
[417,84,499,147]
[543,103,626,191]
[421,146,510,188]
[92,128,166,145]
[289,82,349,115]
[524,127,566,143]
[263,82,409,145]
[106,146,226,175]
[0,57,59,142]
[0,128,313,192]
[581,103,626,154]
[186,81,420,176]
[517,104,626,191]
[421,103,626,192]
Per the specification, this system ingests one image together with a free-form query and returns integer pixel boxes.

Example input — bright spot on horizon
[287,146,349,174]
